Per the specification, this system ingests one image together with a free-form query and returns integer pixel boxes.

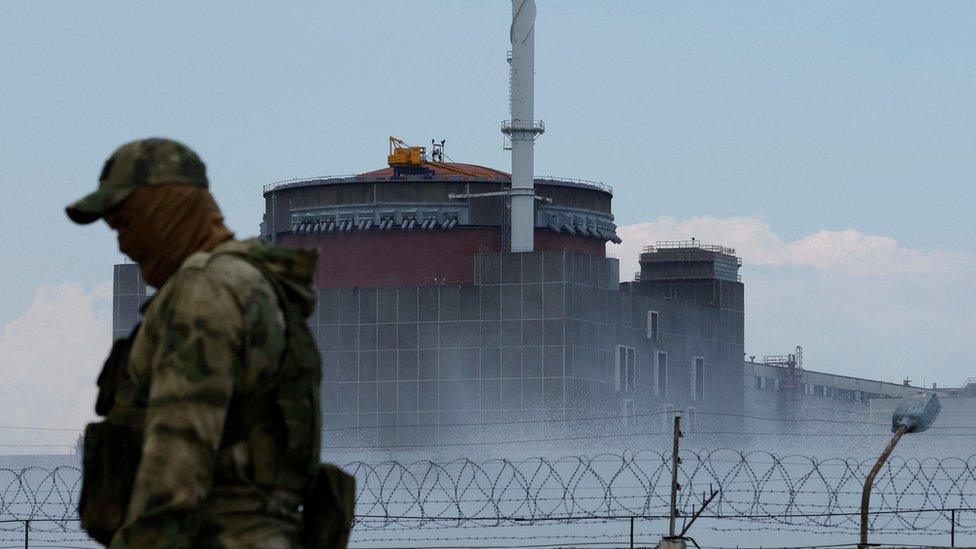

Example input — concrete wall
[317,250,746,448]
[744,361,920,426]
[112,263,148,340]
[264,179,612,236]
[111,248,749,449]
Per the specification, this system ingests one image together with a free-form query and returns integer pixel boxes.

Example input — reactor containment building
[254,147,747,447]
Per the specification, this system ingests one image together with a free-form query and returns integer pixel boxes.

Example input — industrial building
[111,171,925,449]
[106,0,929,449]
[251,157,746,446]
[110,132,755,447]
[744,349,920,428]
[112,263,148,342]
[246,0,752,446]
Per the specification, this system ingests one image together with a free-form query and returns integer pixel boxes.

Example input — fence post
[24,519,29,549]
[951,508,956,548]
[630,515,634,549]
[669,409,683,538]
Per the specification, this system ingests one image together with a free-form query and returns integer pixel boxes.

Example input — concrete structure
[110,222,956,448]
[259,164,746,447]
[111,233,746,448]
[98,0,960,454]
[302,246,745,447]
[744,358,921,431]
[112,263,149,341]
[261,166,618,289]
[112,183,945,449]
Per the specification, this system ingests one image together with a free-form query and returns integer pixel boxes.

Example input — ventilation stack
[503,0,545,252]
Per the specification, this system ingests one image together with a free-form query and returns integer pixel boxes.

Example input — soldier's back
[120,239,312,547]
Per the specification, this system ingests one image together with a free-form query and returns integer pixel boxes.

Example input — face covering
[110,185,234,288]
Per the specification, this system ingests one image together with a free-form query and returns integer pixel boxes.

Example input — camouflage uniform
[67,139,327,548]
[114,239,318,548]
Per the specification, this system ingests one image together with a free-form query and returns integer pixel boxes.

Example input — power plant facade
[256,164,747,447]
[109,161,920,448]
[261,165,616,288]
[105,2,922,450]
[104,1,737,449]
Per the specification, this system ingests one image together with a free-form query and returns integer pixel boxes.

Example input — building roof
[359,163,510,180]
[264,165,614,196]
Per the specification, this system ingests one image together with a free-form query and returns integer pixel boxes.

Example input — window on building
[756,376,769,390]
[773,378,780,391]
[656,351,668,397]
[691,357,705,401]
[647,310,660,340]
[615,345,636,392]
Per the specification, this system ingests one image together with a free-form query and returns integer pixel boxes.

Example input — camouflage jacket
[108,239,319,549]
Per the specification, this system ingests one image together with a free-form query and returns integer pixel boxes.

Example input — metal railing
[500,119,545,134]
[263,174,360,194]
[536,175,614,195]
[643,240,737,256]
[263,172,613,195]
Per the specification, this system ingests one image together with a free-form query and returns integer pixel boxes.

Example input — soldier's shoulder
[179,239,270,291]
[141,253,243,325]
[185,240,283,321]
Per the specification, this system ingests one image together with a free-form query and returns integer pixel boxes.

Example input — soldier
[66,138,352,548]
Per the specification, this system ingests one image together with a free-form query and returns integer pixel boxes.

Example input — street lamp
[859,391,941,548]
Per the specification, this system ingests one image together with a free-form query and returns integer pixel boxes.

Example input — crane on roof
[387,136,426,168]
[387,136,480,179]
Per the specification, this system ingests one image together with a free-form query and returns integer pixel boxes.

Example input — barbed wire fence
[3,449,976,546]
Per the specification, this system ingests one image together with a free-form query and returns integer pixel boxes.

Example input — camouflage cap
[66,138,208,225]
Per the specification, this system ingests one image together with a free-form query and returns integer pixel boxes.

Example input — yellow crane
[387,136,426,168]
[386,136,481,179]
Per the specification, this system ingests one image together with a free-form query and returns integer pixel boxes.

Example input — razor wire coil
[3,449,976,535]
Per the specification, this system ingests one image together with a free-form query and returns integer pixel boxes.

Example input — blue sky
[0,1,974,429]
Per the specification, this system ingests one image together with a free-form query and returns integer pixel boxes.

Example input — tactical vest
[218,248,322,493]
[79,246,354,548]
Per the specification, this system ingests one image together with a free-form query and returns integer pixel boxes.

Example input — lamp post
[859,391,941,548]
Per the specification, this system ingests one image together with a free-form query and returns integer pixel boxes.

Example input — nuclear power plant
[109,0,924,449]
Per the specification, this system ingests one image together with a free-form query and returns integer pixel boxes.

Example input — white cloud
[0,282,111,454]
[610,216,976,386]
[611,216,972,279]
[785,229,970,276]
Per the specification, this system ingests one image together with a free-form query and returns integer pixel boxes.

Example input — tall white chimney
[504,0,544,252]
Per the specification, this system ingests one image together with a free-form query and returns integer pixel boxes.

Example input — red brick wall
[281,229,605,289]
